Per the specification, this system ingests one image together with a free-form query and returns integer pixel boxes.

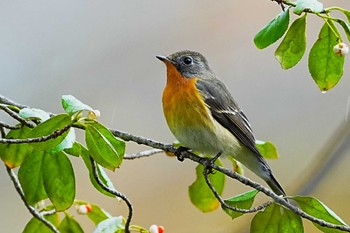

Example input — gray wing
[196,78,261,155]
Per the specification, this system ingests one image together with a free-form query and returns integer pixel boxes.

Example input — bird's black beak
[156,55,170,63]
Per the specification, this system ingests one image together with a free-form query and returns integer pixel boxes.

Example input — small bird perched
[157,50,286,196]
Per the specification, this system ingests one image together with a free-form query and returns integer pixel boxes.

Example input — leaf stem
[317,13,343,42]
[325,6,346,14]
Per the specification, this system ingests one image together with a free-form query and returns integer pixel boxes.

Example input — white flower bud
[333,43,349,56]
[149,225,158,233]
[149,225,164,233]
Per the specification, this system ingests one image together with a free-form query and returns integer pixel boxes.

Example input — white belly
[174,119,244,158]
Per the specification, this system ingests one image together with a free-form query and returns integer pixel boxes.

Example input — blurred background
[1,0,350,232]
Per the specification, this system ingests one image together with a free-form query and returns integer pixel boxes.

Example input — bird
[156,50,286,196]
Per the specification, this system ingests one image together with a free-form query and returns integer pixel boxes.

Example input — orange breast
[162,63,214,137]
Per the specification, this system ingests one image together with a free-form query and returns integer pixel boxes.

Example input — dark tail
[266,173,287,197]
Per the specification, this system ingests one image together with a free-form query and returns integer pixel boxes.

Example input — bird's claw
[174,146,189,162]
[203,151,222,175]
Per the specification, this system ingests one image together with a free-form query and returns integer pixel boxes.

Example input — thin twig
[0,104,35,128]
[0,121,23,130]
[5,164,59,233]
[202,163,273,213]
[124,148,163,160]
[0,124,72,144]
[0,95,28,109]
[90,157,133,233]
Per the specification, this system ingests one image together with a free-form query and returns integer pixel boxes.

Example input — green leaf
[19,108,50,122]
[87,204,111,225]
[336,19,350,42]
[0,126,33,168]
[85,121,125,171]
[62,95,93,116]
[23,214,60,233]
[254,8,290,49]
[93,216,124,233]
[294,0,323,15]
[49,128,76,154]
[75,201,111,225]
[280,207,304,233]
[80,144,116,197]
[251,203,303,233]
[188,159,225,212]
[18,151,47,205]
[58,215,84,233]
[308,21,344,91]
[231,158,244,175]
[223,190,258,219]
[293,196,347,233]
[343,10,350,23]
[64,141,82,157]
[256,140,279,159]
[28,114,72,151]
[42,152,75,211]
[275,14,307,69]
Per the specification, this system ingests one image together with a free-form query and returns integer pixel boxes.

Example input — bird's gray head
[157,50,212,78]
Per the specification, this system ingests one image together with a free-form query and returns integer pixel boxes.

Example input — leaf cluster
[0,96,146,233]
[254,0,350,91]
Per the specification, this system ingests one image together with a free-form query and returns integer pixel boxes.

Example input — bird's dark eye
[183,56,193,65]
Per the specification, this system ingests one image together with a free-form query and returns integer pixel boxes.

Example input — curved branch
[90,157,133,233]
[5,164,60,233]
[202,164,273,213]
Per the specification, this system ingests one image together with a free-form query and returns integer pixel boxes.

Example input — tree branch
[90,157,133,233]
[0,121,22,130]
[0,95,28,109]
[0,124,72,144]
[110,129,350,232]
[5,164,60,233]
[124,148,163,160]
[202,165,273,213]
[0,104,35,128]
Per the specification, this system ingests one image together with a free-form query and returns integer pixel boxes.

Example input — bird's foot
[203,151,222,175]
[174,146,189,162]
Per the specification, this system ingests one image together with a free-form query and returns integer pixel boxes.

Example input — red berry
[86,204,92,213]
[158,225,164,233]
